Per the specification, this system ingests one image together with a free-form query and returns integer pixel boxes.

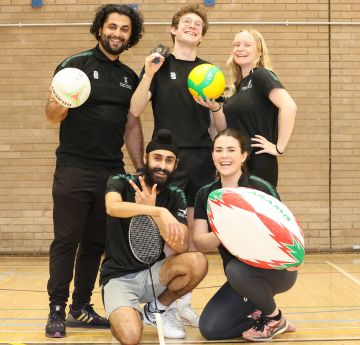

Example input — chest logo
[120,77,132,90]
[177,209,187,220]
[242,79,252,91]
[170,72,177,80]
[93,71,99,79]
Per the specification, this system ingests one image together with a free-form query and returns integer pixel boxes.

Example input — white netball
[51,67,91,108]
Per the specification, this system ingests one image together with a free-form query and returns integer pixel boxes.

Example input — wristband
[276,145,284,155]
[212,104,222,113]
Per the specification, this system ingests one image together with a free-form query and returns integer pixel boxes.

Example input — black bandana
[146,129,178,157]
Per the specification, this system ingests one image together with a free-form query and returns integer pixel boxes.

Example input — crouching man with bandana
[100,129,208,344]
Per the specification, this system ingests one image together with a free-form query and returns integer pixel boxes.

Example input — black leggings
[247,152,278,187]
[199,259,297,340]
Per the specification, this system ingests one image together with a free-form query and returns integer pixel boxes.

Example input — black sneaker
[45,305,66,338]
[66,303,110,328]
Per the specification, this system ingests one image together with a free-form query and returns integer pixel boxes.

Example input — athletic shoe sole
[45,331,66,338]
[66,320,110,328]
[243,319,288,342]
[181,317,199,328]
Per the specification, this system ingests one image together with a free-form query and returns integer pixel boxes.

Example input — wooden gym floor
[0,253,360,344]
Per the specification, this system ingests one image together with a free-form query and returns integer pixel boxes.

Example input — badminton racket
[129,215,166,345]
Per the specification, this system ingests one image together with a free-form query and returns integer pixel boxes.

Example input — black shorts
[171,147,215,207]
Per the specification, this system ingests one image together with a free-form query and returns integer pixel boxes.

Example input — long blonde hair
[225,29,272,97]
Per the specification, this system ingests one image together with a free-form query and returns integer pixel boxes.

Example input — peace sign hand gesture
[128,176,157,206]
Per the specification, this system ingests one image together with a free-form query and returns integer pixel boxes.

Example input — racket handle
[155,312,166,345]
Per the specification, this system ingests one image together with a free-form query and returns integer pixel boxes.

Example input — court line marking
[1,324,360,332]
[1,305,360,311]
[1,258,359,268]
[1,313,360,322]
[1,337,360,344]
[326,261,360,286]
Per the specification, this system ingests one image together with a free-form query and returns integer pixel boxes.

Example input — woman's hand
[287,263,303,271]
[251,134,283,156]
[193,96,221,112]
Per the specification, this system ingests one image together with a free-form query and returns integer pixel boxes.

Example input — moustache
[108,35,126,43]
[153,168,170,176]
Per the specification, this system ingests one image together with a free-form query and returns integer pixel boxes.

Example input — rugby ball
[207,187,305,270]
[51,67,91,108]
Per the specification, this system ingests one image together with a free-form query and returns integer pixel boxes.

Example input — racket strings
[129,216,164,265]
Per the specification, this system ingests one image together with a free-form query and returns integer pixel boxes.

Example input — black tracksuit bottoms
[47,166,123,308]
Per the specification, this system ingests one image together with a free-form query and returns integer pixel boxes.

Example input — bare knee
[111,324,142,345]
[109,307,143,345]
[188,252,208,279]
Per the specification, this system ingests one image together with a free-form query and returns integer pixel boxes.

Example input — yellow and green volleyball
[187,63,226,100]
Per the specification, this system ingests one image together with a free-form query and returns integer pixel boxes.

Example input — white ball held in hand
[51,68,91,108]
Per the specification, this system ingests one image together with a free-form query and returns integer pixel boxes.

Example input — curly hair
[90,4,144,49]
[170,4,208,43]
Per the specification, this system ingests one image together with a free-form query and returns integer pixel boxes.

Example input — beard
[99,33,129,56]
[143,165,174,193]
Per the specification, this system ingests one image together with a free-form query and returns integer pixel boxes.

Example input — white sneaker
[143,303,185,339]
[178,304,200,328]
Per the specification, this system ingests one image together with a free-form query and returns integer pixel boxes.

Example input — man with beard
[100,129,208,343]
[44,4,145,338]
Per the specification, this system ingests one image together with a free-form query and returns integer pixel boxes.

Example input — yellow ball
[187,63,226,100]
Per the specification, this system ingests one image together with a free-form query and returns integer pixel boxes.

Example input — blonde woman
[194,29,296,187]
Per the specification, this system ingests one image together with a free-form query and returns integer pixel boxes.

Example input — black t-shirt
[100,174,187,286]
[54,45,139,169]
[194,173,280,270]
[224,68,284,152]
[146,54,213,148]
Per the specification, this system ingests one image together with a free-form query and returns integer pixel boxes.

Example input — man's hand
[47,87,66,109]
[128,176,157,206]
[45,87,69,123]
[143,52,165,78]
[154,208,186,247]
